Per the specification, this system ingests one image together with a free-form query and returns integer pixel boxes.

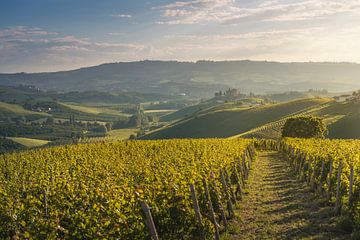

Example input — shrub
[282,116,327,139]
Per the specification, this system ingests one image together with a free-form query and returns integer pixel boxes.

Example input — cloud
[108,32,125,36]
[111,14,132,18]
[0,26,58,39]
[0,26,152,72]
[155,0,360,25]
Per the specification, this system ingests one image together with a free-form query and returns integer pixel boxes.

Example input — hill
[143,98,331,139]
[0,85,176,105]
[233,99,360,139]
[0,101,49,120]
[1,61,360,97]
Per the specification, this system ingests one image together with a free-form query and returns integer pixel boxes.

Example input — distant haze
[0,60,359,97]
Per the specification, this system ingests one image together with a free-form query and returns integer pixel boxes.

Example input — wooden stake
[190,184,203,226]
[210,172,228,229]
[307,159,312,185]
[335,161,343,215]
[311,157,317,190]
[220,170,234,218]
[233,164,243,200]
[202,179,220,240]
[224,169,236,204]
[318,159,325,194]
[140,202,159,240]
[327,159,333,201]
[349,165,354,211]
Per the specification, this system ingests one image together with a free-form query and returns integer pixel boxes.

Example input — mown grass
[59,102,130,117]
[7,137,50,148]
[223,152,353,240]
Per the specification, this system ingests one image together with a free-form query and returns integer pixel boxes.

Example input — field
[1,137,359,239]
[58,103,130,118]
[0,138,254,239]
[0,102,49,119]
[81,128,139,143]
[6,137,50,148]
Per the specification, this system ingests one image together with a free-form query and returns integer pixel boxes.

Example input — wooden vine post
[233,164,243,200]
[224,169,236,204]
[335,161,343,215]
[190,184,203,227]
[307,158,312,185]
[220,169,234,218]
[310,157,317,190]
[327,158,333,201]
[349,165,354,211]
[140,201,159,240]
[202,179,220,240]
[318,159,325,194]
[210,172,228,229]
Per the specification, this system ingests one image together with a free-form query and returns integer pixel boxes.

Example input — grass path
[227,152,350,240]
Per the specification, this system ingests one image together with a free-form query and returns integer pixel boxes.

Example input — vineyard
[1,137,360,239]
[280,138,360,225]
[0,139,255,239]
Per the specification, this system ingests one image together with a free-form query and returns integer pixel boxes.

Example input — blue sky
[1,0,360,72]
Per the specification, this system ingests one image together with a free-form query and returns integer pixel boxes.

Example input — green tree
[282,116,327,139]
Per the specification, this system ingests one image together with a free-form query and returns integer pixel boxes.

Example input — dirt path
[228,152,349,240]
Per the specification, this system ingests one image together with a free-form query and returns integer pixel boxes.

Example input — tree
[282,116,327,139]
[105,122,112,132]
[45,117,54,125]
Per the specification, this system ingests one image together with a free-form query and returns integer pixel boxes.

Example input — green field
[0,102,49,119]
[59,103,130,117]
[80,128,138,143]
[7,137,50,148]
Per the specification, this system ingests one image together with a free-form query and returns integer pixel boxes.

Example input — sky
[1,0,360,73]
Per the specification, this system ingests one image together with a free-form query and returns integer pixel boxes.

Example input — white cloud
[155,0,360,25]
[108,32,125,36]
[111,14,132,18]
[0,26,153,72]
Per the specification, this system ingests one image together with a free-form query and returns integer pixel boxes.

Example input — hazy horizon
[1,0,360,72]
[2,59,360,74]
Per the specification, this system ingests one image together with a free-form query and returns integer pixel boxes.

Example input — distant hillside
[0,101,49,120]
[1,61,360,97]
[0,85,176,104]
[143,98,330,139]
[232,99,360,140]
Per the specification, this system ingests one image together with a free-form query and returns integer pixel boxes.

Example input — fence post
[140,201,160,240]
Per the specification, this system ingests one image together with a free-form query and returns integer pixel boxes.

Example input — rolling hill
[0,101,49,120]
[231,99,360,139]
[1,61,360,97]
[142,98,331,139]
